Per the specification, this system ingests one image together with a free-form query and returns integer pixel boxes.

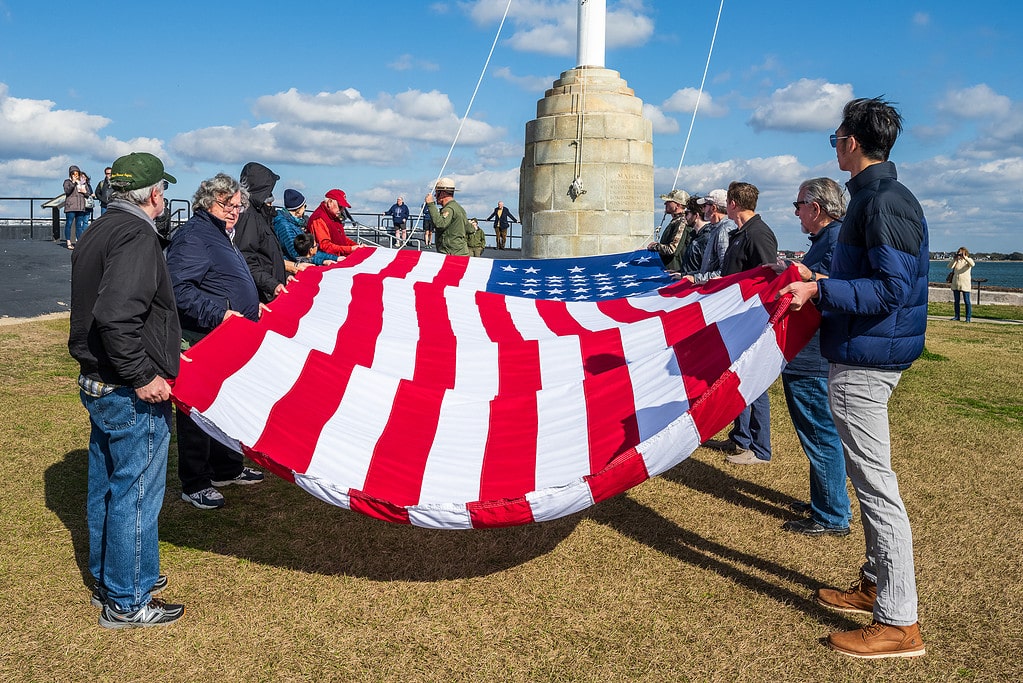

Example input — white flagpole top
[576,0,606,68]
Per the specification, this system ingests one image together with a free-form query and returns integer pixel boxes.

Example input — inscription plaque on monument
[606,170,648,211]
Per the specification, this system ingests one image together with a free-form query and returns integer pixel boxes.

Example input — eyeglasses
[830,134,852,148]
[215,198,246,213]
[792,200,812,209]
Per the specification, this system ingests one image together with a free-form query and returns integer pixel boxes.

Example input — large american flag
[172,248,818,529]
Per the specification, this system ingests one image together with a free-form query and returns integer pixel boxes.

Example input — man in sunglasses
[779,97,928,659]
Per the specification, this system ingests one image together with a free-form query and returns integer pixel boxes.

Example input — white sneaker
[181,487,226,509]
[725,449,769,465]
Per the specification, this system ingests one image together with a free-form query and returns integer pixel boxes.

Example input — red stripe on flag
[479,393,538,502]
[535,300,640,468]
[332,245,377,269]
[349,491,412,525]
[596,297,663,324]
[475,293,541,503]
[688,369,747,443]
[241,444,296,483]
[468,497,535,528]
[585,448,650,503]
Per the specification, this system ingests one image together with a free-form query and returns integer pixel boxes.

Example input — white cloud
[471,0,653,56]
[748,79,854,132]
[643,104,679,134]
[661,88,728,117]
[937,84,1012,120]
[388,54,440,72]
[605,4,655,48]
[913,12,930,27]
[0,83,167,164]
[172,88,504,166]
[493,66,558,93]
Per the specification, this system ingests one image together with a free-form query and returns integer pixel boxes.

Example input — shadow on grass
[586,493,862,630]
[660,456,803,519]
[45,447,579,585]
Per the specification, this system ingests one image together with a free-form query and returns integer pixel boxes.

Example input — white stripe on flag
[306,365,401,488]
[418,389,491,504]
[201,332,310,448]
[534,379,590,490]
[527,478,595,523]
[732,322,786,404]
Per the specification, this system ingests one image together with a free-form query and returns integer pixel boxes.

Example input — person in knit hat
[273,189,338,267]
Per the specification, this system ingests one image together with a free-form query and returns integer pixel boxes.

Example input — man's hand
[222,309,243,323]
[425,193,435,204]
[777,281,819,311]
[136,376,172,403]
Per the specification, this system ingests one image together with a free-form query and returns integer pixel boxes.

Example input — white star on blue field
[486,250,672,301]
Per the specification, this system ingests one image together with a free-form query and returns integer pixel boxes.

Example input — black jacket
[68,202,181,387]
[235,162,286,303]
[720,214,778,276]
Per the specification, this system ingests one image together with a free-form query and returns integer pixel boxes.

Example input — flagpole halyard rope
[403,0,514,250]
[671,0,726,192]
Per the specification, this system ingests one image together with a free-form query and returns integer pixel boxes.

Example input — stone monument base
[520,66,654,259]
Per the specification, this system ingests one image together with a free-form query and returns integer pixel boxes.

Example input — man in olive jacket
[425,177,470,256]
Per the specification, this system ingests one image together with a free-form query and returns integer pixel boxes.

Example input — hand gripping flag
[172,248,819,529]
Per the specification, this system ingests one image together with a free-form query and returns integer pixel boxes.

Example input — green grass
[927,301,1023,321]
[1,318,1021,681]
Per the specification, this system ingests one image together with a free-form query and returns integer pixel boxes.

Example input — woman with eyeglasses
[165,173,265,510]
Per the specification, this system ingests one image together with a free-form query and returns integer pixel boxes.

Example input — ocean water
[929,261,1023,289]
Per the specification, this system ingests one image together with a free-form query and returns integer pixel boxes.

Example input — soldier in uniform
[467,218,486,256]
[425,177,470,256]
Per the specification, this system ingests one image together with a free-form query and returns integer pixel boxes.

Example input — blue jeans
[728,391,771,461]
[782,374,851,529]
[953,289,971,321]
[82,386,171,612]
[64,211,89,241]
[828,364,918,625]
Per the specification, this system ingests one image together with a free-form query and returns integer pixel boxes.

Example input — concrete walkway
[0,239,72,323]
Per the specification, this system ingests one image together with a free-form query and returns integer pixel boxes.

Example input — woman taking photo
[947,247,975,322]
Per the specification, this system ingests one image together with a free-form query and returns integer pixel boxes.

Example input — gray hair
[112,181,163,207]
[192,173,247,212]
[799,177,846,219]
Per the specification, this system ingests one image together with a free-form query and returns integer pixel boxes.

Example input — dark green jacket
[428,199,470,256]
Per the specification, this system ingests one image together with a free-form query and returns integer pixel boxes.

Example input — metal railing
[1,198,523,251]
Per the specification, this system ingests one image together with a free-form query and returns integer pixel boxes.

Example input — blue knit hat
[283,189,306,211]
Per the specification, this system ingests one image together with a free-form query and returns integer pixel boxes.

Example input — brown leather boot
[827,621,925,659]
[815,573,876,615]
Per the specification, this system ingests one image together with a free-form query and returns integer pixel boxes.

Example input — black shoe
[788,501,811,516]
[98,598,185,629]
[703,438,743,454]
[782,517,850,537]
[92,574,168,607]
[211,466,264,487]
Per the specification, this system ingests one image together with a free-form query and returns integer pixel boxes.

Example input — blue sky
[1,0,1021,253]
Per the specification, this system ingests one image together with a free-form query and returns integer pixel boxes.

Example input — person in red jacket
[308,189,363,257]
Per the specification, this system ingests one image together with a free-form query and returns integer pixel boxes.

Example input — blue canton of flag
[483,249,673,301]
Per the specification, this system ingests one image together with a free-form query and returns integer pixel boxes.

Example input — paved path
[0,239,72,322]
